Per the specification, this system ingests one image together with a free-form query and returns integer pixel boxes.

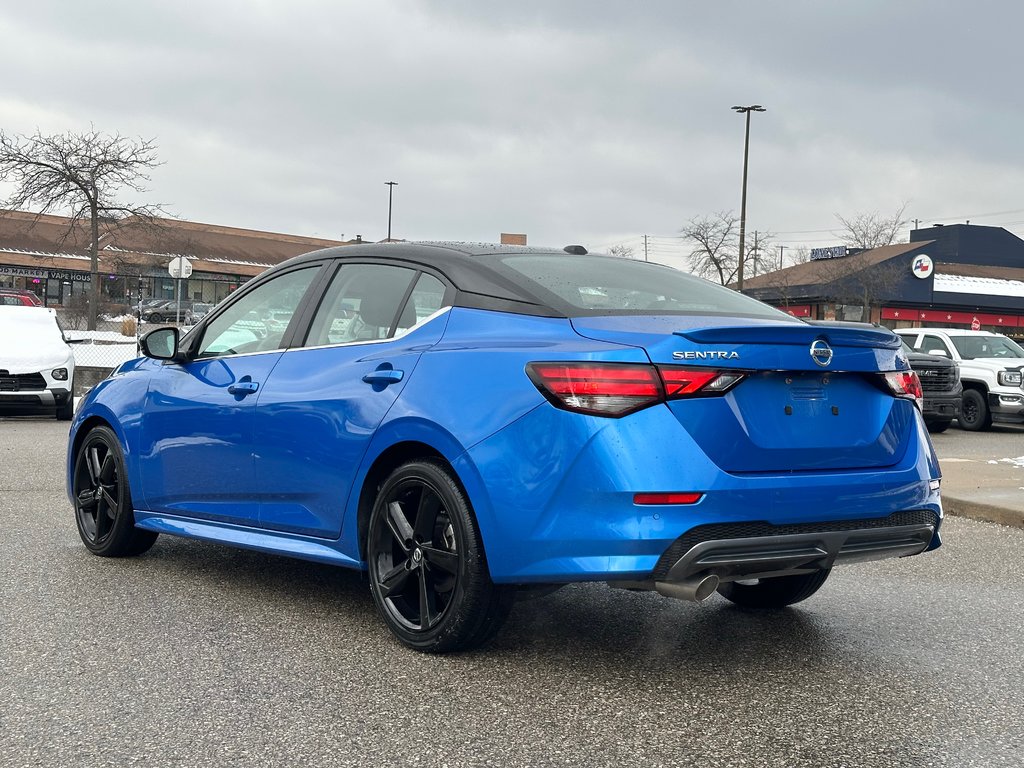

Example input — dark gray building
[743,224,1024,338]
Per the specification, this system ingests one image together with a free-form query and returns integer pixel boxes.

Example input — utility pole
[913,218,921,229]
[732,104,766,291]
[643,234,649,262]
[385,181,398,240]
[778,244,786,270]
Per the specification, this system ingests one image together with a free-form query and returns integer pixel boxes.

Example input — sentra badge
[672,351,740,360]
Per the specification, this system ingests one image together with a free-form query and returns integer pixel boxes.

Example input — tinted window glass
[950,334,1024,359]
[306,264,416,346]
[395,273,447,334]
[919,334,952,357]
[197,267,319,357]
[494,254,791,318]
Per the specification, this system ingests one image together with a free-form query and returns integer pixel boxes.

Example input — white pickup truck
[895,328,1024,431]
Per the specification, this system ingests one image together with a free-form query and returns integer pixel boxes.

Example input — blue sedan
[67,242,942,652]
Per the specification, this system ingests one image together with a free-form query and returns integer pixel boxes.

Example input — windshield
[492,254,792,319]
[950,334,1024,359]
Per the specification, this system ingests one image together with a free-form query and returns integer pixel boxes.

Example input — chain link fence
[58,299,195,396]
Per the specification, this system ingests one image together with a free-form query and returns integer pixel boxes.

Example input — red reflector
[633,492,703,505]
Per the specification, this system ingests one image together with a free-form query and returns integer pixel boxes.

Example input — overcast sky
[1,1,1022,270]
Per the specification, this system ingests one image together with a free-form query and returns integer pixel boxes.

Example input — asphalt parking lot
[1,418,1023,768]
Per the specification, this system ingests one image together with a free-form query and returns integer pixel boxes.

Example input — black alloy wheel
[717,569,831,609]
[72,426,158,557]
[367,460,513,652]
[959,389,991,431]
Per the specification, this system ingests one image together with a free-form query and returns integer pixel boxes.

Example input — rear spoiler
[676,321,901,350]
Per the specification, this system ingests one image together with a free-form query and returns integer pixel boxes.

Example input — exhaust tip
[655,574,720,603]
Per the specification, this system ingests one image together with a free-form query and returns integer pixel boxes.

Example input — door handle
[228,380,259,396]
[362,369,404,385]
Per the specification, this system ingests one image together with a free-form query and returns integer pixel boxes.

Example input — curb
[942,494,1024,529]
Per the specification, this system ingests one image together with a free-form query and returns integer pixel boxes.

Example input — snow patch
[993,456,1024,468]
[934,273,1024,299]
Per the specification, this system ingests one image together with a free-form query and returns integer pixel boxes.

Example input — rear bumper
[463,402,942,583]
[652,510,937,585]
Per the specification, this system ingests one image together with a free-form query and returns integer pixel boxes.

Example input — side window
[306,264,416,346]
[197,267,320,358]
[395,273,448,334]
[920,334,952,357]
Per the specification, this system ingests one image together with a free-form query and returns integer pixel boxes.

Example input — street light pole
[385,181,398,241]
[732,104,765,291]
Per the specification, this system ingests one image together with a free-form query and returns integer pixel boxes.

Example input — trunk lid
[571,315,915,472]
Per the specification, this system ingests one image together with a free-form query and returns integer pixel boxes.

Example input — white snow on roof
[0,248,90,261]
[104,245,273,268]
[934,273,1024,298]
[204,257,274,268]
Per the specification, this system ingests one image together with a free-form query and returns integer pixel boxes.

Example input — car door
[253,263,450,538]
[137,264,325,524]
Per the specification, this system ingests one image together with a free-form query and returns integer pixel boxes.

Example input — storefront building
[0,210,345,311]
[743,224,1024,340]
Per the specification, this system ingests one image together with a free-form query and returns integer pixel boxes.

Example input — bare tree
[815,252,907,322]
[788,246,812,266]
[681,211,740,286]
[0,128,165,329]
[752,264,803,310]
[609,244,637,260]
[834,202,909,249]
[747,229,774,278]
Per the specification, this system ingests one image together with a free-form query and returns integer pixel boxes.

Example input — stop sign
[168,256,193,279]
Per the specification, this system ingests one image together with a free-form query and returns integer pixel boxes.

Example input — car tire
[56,396,74,421]
[716,569,830,609]
[72,425,158,557]
[150,313,162,323]
[367,459,514,653]
[926,419,951,434]
[959,389,992,431]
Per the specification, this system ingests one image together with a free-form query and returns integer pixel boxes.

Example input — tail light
[883,371,923,410]
[527,362,745,417]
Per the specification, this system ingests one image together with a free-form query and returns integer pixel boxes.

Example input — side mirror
[925,348,949,358]
[141,327,183,361]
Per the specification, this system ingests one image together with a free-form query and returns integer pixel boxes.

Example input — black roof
[283,241,596,318]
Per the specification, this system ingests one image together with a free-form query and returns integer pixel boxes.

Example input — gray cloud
[2,0,1022,267]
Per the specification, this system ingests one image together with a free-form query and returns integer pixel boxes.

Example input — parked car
[895,328,1024,431]
[0,288,44,307]
[191,302,215,322]
[138,299,193,324]
[0,305,75,420]
[900,341,962,433]
[67,243,942,652]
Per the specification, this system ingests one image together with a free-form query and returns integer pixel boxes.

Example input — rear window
[493,254,791,318]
